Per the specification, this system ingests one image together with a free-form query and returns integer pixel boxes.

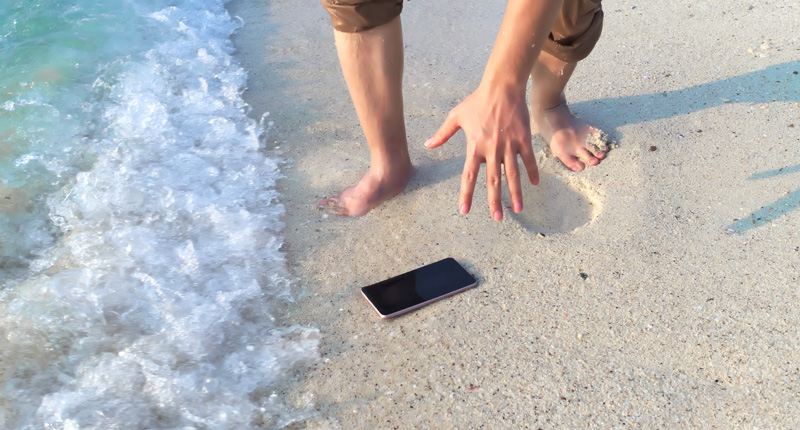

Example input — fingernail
[493,210,503,221]
[460,204,469,214]
[424,138,433,147]
[513,202,522,213]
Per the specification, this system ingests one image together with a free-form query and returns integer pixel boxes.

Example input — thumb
[425,113,461,149]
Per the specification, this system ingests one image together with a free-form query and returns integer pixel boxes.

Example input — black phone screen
[361,258,477,317]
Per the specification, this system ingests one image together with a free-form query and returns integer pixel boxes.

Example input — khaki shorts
[320,0,603,63]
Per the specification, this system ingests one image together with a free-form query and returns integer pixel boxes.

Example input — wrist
[478,73,528,102]
[480,67,530,94]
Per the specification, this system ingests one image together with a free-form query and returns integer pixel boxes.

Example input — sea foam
[0,1,317,429]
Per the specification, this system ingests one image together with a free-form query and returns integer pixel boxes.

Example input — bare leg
[530,50,608,172]
[325,17,412,217]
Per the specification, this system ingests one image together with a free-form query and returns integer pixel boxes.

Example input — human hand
[425,84,539,221]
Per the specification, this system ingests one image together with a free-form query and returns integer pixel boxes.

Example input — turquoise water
[1,0,152,267]
[0,1,317,428]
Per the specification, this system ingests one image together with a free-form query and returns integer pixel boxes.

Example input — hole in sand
[506,173,600,235]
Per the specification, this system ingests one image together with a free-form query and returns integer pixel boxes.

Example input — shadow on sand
[573,60,799,234]
[573,60,799,133]
[725,164,800,234]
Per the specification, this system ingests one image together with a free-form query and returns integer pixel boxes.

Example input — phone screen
[361,258,477,318]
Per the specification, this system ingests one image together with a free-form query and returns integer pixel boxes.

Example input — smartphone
[361,258,477,319]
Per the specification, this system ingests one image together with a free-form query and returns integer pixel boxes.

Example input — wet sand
[227,0,800,428]
[0,181,27,215]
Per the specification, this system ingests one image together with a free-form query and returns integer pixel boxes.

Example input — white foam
[0,1,318,429]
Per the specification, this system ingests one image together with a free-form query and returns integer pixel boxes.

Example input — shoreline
[227,0,800,427]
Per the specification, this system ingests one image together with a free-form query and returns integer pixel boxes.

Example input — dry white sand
[227,0,800,428]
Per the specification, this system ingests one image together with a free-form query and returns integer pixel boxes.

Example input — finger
[486,157,503,221]
[504,154,523,213]
[459,157,480,214]
[425,112,461,149]
[519,146,539,185]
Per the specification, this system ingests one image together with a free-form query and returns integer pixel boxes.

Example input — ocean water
[0,1,318,429]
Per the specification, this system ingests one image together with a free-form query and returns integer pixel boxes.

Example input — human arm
[425,0,563,220]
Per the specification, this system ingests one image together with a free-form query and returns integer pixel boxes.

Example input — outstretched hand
[425,84,539,221]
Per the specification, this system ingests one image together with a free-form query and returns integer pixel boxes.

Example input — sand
[0,180,27,215]
[226,0,800,428]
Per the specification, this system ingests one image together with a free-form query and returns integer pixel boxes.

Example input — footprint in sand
[506,161,602,234]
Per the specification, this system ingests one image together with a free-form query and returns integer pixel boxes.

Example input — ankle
[371,142,410,163]
[533,91,567,112]
[369,150,411,176]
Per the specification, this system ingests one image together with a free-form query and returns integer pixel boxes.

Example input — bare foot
[320,158,413,217]
[532,100,609,172]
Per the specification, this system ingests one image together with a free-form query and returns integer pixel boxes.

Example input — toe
[589,146,606,160]
[576,147,599,167]
[552,144,585,172]
[318,195,351,216]
[588,146,607,160]
[562,156,585,172]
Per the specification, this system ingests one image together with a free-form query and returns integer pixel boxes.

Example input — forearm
[480,0,563,92]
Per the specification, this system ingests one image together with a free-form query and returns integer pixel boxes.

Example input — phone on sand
[361,258,477,319]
